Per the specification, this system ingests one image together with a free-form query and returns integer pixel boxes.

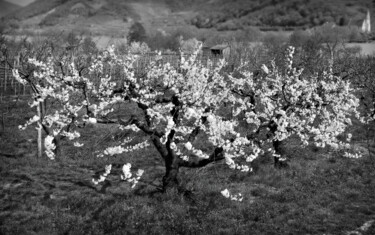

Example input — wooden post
[11,69,13,90]
[4,63,7,92]
[136,59,139,75]
[42,99,46,118]
[14,78,17,96]
[37,102,42,158]
[1,112,4,133]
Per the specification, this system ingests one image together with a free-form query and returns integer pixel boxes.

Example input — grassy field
[1,98,375,234]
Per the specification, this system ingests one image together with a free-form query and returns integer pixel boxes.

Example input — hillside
[0,0,374,36]
[0,0,21,18]
[179,0,374,31]
[1,0,187,36]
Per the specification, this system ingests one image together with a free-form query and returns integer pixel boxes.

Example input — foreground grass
[1,101,375,234]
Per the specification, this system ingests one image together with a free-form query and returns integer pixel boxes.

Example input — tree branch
[151,136,168,160]
[117,115,165,137]
[179,147,224,168]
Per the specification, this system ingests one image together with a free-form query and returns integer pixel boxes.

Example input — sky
[4,0,35,7]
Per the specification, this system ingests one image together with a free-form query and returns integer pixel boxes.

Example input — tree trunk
[273,140,288,168]
[162,154,181,191]
[163,165,180,191]
[269,119,288,168]
[53,136,61,157]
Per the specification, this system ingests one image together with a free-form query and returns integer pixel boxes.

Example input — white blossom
[261,64,269,74]
[73,142,84,147]
[184,142,193,150]
[88,117,97,124]
[44,135,56,160]
[221,189,230,198]
[121,163,132,180]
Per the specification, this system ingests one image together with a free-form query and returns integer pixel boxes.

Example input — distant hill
[176,0,374,31]
[1,0,374,36]
[2,0,180,36]
[0,0,21,18]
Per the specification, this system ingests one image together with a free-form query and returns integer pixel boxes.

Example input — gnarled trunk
[163,164,180,190]
[150,136,182,191]
[162,153,181,191]
[272,140,288,168]
[269,118,288,168]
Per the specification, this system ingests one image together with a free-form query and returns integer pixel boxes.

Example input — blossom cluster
[18,115,40,130]
[44,135,56,160]
[221,189,243,201]
[102,140,150,156]
[230,46,360,159]
[120,163,145,188]
[92,164,112,185]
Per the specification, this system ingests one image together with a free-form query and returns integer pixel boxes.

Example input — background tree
[127,22,147,43]
[11,31,98,158]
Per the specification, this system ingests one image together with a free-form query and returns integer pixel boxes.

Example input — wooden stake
[37,102,42,158]
[4,63,7,92]
[1,112,4,133]
[14,78,17,96]
[11,71,13,89]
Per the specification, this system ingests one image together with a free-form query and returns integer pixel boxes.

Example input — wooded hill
[180,0,374,31]
[1,0,374,34]
[0,0,21,18]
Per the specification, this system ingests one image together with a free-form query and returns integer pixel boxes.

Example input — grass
[1,99,375,234]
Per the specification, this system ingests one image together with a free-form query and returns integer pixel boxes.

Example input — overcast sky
[5,0,35,6]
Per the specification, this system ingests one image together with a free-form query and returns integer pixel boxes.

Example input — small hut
[209,44,230,59]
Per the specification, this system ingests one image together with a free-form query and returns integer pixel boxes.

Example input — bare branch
[117,115,165,138]
[179,147,224,168]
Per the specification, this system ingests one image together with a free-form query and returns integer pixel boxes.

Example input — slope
[2,0,186,36]
[1,0,374,35]
[0,0,21,18]
[176,0,373,31]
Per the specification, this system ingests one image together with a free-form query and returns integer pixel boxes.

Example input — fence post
[0,65,2,90]
[14,61,17,96]
[136,59,139,75]
[14,77,17,96]
[4,63,7,92]
[1,112,4,133]
[10,64,13,90]
[37,102,42,158]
